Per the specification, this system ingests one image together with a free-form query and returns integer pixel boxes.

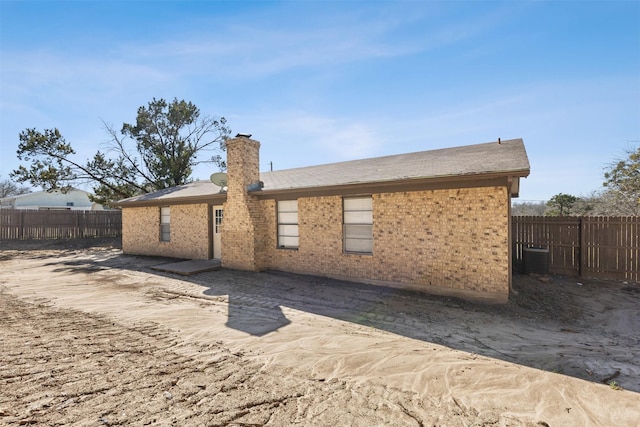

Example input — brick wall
[123,135,512,302]
[122,204,210,259]
[263,186,510,301]
[373,187,510,296]
[221,136,269,270]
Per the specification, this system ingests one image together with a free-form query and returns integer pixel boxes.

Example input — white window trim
[277,200,299,249]
[343,196,373,254]
[214,207,223,234]
[160,206,170,242]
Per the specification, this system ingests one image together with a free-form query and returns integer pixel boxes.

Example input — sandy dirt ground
[0,238,639,426]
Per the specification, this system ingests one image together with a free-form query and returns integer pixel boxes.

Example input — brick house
[118,136,530,303]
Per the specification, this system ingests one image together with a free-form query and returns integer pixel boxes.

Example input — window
[277,200,298,249]
[160,206,170,242]
[214,208,223,234]
[343,196,373,253]
[66,202,74,207]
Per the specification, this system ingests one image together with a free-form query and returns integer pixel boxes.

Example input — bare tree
[511,201,546,216]
[603,146,640,215]
[0,176,31,198]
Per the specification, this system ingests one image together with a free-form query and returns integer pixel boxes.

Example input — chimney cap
[235,133,252,138]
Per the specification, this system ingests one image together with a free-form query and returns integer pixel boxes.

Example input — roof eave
[116,193,227,208]
[254,170,530,200]
[116,169,530,206]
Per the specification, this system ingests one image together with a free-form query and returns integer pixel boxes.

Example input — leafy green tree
[0,176,31,198]
[603,147,640,215]
[11,98,230,206]
[545,193,579,216]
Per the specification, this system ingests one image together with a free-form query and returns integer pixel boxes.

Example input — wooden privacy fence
[512,216,639,282]
[0,209,122,240]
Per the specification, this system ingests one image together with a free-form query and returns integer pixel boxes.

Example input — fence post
[19,210,24,240]
[579,217,585,278]
[78,211,84,238]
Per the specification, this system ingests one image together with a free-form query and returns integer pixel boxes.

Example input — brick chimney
[221,134,268,271]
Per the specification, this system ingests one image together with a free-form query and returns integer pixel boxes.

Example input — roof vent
[247,181,264,192]
[235,133,252,138]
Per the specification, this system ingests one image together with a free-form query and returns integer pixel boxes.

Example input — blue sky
[1,0,638,202]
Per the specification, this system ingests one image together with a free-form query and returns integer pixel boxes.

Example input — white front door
[213,206,223,259]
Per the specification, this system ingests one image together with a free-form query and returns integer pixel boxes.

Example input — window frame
[277,200,299,249]
[343,196,373,254]
[159,206,171,242]
[214,207,223,234]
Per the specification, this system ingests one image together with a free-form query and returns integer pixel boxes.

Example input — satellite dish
[210,172,227,187]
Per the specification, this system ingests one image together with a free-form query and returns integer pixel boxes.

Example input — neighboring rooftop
[0,188,105,210]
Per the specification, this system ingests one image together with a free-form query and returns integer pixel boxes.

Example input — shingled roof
[118,138,529,206]
[116,180,226,206]
[260,138,528,192]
